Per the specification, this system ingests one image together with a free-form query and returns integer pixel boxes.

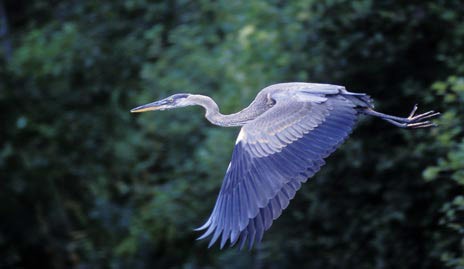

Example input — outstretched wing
[196,92,359,249]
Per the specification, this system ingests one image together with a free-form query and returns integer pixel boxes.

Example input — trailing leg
[361,104,440,128]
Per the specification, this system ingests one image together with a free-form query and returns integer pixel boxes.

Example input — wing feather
[197,93,359,248]
[247,219,256,249]
[238,230,248,249]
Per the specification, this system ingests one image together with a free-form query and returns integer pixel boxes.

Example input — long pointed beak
[130,100,168,113]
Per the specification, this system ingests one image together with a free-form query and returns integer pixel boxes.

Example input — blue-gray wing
[196,93,359,249]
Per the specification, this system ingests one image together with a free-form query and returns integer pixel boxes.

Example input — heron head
[130,93,193,113]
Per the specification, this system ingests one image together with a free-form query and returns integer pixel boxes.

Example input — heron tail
[340,89,375,109]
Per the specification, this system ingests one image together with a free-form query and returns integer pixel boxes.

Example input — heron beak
[130,100,168,113]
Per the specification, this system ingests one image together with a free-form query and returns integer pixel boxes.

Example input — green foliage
[425,76,464,268]
[0,0,463,268]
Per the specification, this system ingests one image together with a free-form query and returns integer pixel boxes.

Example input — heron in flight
[131,82,439,250]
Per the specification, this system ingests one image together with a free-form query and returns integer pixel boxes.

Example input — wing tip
[194,216,212,231]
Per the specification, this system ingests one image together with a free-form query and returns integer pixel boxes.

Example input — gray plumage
[131,82,439,250]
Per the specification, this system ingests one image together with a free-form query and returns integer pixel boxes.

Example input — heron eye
[268,98,276,107]
[168,98,174,102]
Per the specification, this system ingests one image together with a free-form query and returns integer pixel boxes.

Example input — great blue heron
[131,82,439,250]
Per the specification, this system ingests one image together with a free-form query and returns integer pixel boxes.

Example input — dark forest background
[1,1,463,268]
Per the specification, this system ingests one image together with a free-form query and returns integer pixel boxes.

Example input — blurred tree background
[0,0,463,268]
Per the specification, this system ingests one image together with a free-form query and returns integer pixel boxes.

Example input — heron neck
[191,95,261,127]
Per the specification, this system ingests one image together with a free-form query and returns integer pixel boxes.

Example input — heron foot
[406,104,440,123]
[384,118,437,128]
[384,104,440,128]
